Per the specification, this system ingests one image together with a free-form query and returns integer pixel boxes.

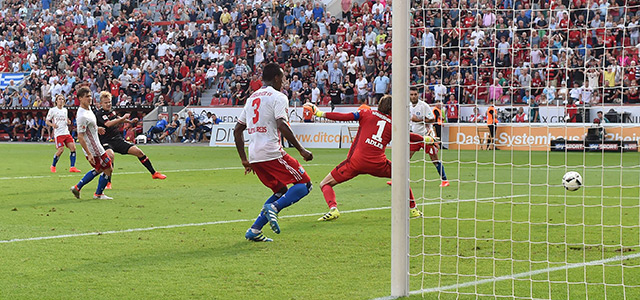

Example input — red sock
[321,185,337,208]
[409,188,416,209]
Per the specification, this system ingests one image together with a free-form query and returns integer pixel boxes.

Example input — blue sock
[251,192,284,230]
[434,161,447,180]
[52,155,59,167]
[76,170,99,190]
[273,183,312,212]
[96,174,110,195]
[70,152,76,167]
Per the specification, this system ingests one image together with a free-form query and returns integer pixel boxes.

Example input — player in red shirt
[312,95,423,221]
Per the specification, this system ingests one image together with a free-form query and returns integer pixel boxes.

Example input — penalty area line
[0,194,526,244]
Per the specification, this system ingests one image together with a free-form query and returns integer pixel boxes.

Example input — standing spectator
[315,67,329,93]
[328,62,343,85]
[486,102,498,150]
[301,81,316,105]
[355,72,368,103]
[373,71,390,104]
[289,75,303,93]
[529,97,540,123]
[489,79,504,103]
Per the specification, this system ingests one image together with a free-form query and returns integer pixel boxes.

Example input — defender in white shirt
[234,63,314,242]
[45,94,81,173]
[389,87,449,187]
[70,87,114,200]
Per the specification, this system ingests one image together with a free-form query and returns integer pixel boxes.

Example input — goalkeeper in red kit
[312,95,435,221]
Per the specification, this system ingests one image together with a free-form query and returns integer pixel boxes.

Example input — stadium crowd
[0,0,639,139]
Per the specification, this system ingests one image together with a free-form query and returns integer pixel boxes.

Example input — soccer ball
[562,171,583,191]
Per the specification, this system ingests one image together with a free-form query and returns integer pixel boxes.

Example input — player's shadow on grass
[0,195,112,211]
[63,241,266,273]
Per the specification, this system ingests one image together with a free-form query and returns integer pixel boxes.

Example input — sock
[69,152,76,167]
[96,174,110,195]
[138,155,156,174]
[321,185,337,209]
[251,191,285,230]
[52,155,60,167]
[434,161,447,180]
[272,182,312,212]
[76,170,99,190]
[409,188,416,209]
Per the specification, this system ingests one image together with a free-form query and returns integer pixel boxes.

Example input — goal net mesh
[406,0,640,298]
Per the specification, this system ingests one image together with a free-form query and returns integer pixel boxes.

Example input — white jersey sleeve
[273,92,289,121]
[238,104,247,125]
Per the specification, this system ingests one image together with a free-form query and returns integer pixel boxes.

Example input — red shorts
[251,154,311,193]
[410,141,439,156]
[87,152,112,173]
[56,135,74,148]
[331,157,391,183]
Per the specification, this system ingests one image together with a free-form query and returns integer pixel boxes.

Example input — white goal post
[390,0,411,297]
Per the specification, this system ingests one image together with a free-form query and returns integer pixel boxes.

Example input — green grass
[0,144,639,299]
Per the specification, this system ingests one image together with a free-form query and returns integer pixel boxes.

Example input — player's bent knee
[276,186,288,197]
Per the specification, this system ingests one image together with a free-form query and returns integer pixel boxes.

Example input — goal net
[390,0,640,298]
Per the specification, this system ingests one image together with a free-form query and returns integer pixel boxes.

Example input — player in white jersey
[233,63,314,242]
[46,94,81,173]
[70,87,114,200]
[387,87,449,187]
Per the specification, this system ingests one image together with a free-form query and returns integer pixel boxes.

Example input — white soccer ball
[562,171,583,191]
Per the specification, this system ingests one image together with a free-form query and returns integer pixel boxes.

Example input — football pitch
[0,143,639,299]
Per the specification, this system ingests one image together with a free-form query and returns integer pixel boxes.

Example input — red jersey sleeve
[324,111,359,121]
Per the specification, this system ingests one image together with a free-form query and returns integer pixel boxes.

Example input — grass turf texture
[0,143,638,299]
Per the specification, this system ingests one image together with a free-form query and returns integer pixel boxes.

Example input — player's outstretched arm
[104,113,131,127]
[314,106,359,121]
[276,118,313,161]
[233,122,252,174]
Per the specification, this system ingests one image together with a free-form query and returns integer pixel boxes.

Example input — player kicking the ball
[313,95,426,221]
[95,91,166,187]
[70,87,114,200]
[46,94,81,173]
[234,63,314,242]
[387,87,449,187]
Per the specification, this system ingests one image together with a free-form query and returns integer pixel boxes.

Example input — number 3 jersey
[238,86,289,163]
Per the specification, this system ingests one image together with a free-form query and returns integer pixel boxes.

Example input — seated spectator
[158,114,181,143]
[0,112,15,141]
[183,110,201,143]
[147,115,168,142]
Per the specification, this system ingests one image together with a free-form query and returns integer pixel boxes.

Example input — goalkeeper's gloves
[315,108,326,118]
[423,135,440,145]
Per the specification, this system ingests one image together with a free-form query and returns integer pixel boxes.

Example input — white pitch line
[0,194,527,244]
[0,167,242,180]
[372,251,640,300]
[0,164,332,181]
